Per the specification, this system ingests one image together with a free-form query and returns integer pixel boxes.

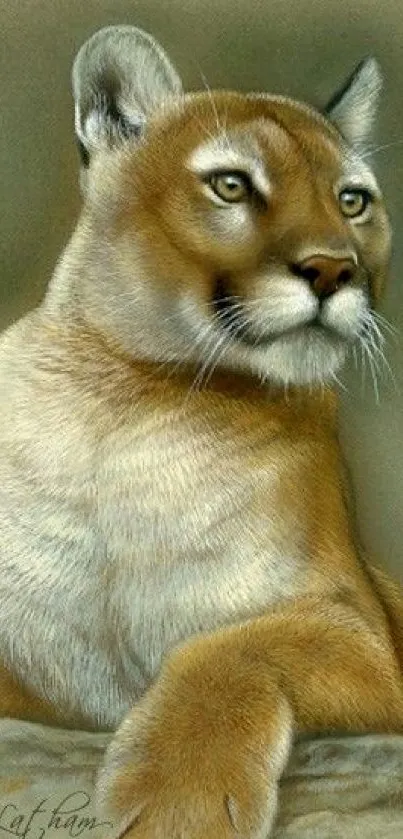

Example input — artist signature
[0,792,113,839]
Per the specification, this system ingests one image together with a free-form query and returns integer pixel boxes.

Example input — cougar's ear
[72,25,183,165]
[324,57,383,148]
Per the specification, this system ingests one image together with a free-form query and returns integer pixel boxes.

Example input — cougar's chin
[249,325,348,386]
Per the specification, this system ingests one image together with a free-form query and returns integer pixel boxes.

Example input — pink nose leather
[295,255,357,299]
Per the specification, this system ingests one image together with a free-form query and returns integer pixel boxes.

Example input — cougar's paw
[96,639,293,838]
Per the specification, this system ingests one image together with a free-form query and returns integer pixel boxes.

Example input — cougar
[1,25,402,839]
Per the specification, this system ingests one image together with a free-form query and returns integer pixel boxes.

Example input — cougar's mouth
[212,273,337,348]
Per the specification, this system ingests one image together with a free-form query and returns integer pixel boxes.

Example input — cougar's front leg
[96,594,403,838]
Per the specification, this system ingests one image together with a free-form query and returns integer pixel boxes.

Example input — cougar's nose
[293,255,357,300]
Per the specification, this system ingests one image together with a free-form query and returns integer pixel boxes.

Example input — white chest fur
[100,416,305,722]
[0,357,306,728]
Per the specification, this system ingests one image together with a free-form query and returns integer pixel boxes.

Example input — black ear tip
[324,56,383,116]
[356,55,380,70]
[76,138,90,168]
[354,56,383,92]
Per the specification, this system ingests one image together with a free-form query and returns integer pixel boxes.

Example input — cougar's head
[72,26,391,387]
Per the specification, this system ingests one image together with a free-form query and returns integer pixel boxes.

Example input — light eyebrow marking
[188,139,272,199]
[340,153,381,195]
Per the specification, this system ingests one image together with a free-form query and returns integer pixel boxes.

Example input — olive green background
[1,0,402,578]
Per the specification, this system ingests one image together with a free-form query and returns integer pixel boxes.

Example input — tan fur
[0,662,87,729]
[1,26,402,838]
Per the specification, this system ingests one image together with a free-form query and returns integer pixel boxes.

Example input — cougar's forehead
[183,92,379,197]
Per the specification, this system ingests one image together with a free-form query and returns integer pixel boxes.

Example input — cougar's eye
[339,188,372,219]
[209,171,252,203]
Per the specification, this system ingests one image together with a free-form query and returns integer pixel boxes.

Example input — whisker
[356,316,394,402]
[358,334,367,394]
[152,311,217,386]
[372,310,399,338]
[205,296,244,308]
[197,67,232,152]
[331,371,348,393]
[360,313,397,380]
[186,303,266,399]
[362,331,398,394]
[360,139,403,159]
[362,314,386,347]
[183,312,242,400]
[357,331,379,401]
[365,345,380,404]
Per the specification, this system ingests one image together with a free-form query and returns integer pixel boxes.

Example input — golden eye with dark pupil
[209,172,251,203]
[339,188,370,218]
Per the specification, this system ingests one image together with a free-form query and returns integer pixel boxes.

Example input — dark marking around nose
[291,255,357,300]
